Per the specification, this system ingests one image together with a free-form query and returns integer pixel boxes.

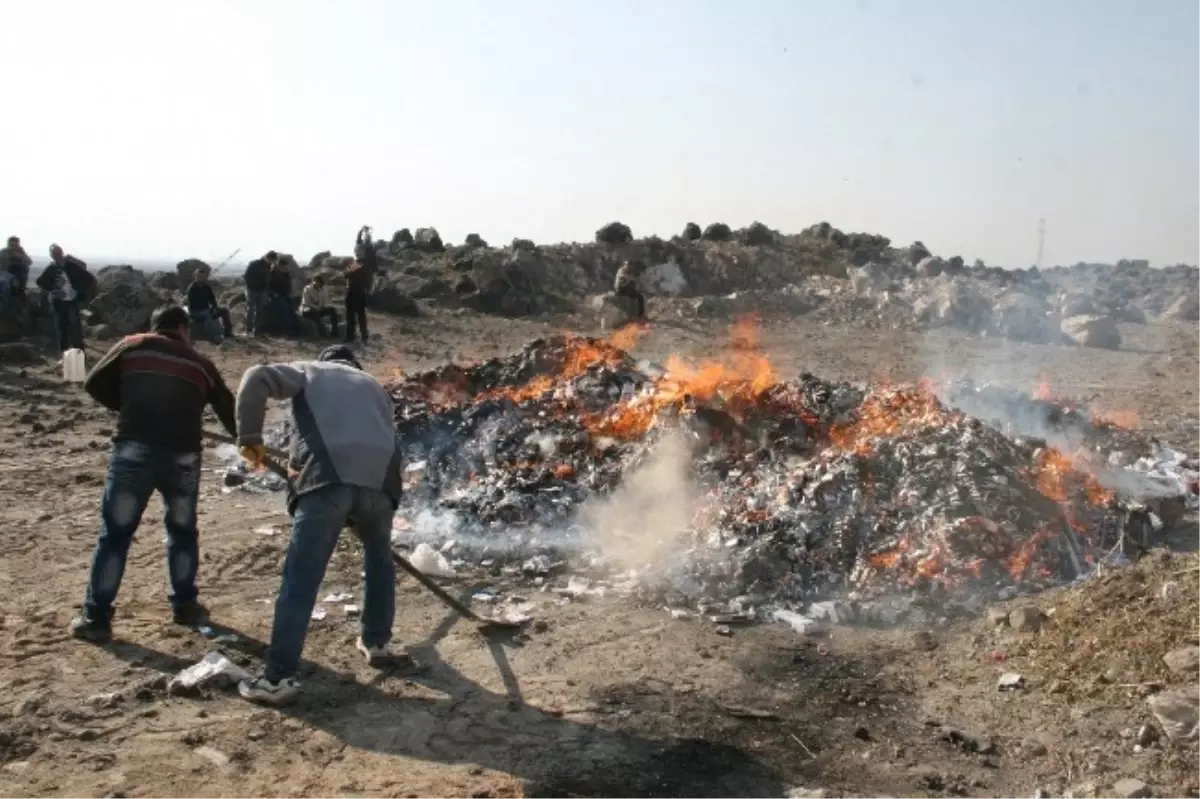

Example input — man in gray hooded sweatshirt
[234,345,404,706]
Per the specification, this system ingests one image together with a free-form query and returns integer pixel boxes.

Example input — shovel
[205,430,525,632]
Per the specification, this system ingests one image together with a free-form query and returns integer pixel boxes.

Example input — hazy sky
[3,0,1197,268]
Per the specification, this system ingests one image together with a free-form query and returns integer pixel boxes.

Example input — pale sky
[3,0,1197,268]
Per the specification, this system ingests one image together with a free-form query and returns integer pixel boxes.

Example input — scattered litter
[169,652,252,695]
[997,672,1025,691]
[322,592,352,603]
[311,606,327,621]
[253,524,281,536]
[343,604,360,617]
[408,543,457,578]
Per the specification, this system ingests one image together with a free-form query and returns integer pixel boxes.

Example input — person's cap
[317,345,362,371]
[151,305,190,332]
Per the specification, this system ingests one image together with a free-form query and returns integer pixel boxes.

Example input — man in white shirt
[300,276,339,339]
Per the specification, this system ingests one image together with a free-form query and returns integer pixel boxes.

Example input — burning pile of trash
[384,321,1197,615]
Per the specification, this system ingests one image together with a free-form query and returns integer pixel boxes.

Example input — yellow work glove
[239,444,266,469]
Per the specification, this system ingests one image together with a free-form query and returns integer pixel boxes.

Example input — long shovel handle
[202,429,287,461]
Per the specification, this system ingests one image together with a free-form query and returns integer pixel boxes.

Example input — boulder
[0,342,42,365]
[390,229,414,251]
[1147,689,1198,740]
[908,241,932,266]
[1163,293,1199,321]
[1060,293,1098,317]
[369,285,420,317]
[413,227,444,253]
[149,271,180,292]
[386,274,452,299]
[701,223,732,242]
[916,256,943,278]
[454,275,477,295]
[913,279,991,330]
[176,259,210,287]
[464,233,488,249]
[1162,646,1199,674]
[682,222,702,241]
[307,251,332,270]
[1061,315,1121,350]
[1008,605,1045,633]
[90,266,157,335]
[595,221,633,245]
[992,292,1059,343]
[740,221,775,246]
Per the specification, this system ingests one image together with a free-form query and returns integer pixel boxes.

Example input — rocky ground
[0,307,1196,798]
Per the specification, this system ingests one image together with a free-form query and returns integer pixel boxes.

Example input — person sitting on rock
[68,305,238,642]
[2,236,31,297]
[242,251,276,336]
[266,259,301,336]
[36,244,94,354]
[300,275,339,338]
[233,345,405,705]
[613,259,647,320]
[185,264,234,339]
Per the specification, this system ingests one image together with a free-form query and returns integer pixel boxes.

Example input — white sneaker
[237,676,299,706]
[356,637,406,668]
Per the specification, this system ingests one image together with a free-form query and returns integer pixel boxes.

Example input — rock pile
[382,328,1195,617]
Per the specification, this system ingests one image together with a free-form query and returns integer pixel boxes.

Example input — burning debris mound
[384,322,1196,613]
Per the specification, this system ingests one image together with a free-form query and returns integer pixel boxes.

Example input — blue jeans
[83,441,202,619]
[264,484,396,681]
[52,300,84,353]
[244,290,267,335]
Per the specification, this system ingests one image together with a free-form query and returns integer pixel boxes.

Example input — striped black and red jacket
[84,331,237,452]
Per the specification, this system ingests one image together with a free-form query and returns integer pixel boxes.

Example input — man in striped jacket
[69,306,238,642]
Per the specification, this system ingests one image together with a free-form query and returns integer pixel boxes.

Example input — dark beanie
[317,345,363,371]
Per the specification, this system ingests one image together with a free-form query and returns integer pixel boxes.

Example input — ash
[378,332,1195,622]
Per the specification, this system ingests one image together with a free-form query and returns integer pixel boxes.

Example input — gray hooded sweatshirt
[236,361,403,513]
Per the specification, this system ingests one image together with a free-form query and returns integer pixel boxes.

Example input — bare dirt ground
[0,309,1196,798]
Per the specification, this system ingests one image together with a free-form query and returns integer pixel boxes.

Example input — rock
[87,692,123,709]
[916,256,943,277]
[370,285,421,317]
[1162,646,1199,674]
[149,271,179,292]
[306,251,332,270]
[1008,605,1045,633]
[1109,303,1147,324]
[785,788,828,798]
[937,725,996,755]
[511,238,537,251]
[914,278,991,330]
[1065,781,1099,798]
[1163,293,1200,321]
[908,241,932,266]
[390,228,414,251]
[849,264,888,297]
[1060,293,1099,317]
[176,259,210,287]
[454,275,477,295]
[997,672,1025,691]
[740,221,775,246]
[194,746,231,767]
[1146,689,1198,740]
[692,296,733,318]
[992,292,1059,343]
[90,266,156,335]
[0,343,42,366]
[1135,724,1159,747]
[1111,778,1151,798]
[986,607,1010,627]
[701,222,732,242]
[595,221,633,245]
[682,222,702,241]
[413,227,444,253]
[1061,315,1121,350]
[912,630,937,651]
[464,233,488,249]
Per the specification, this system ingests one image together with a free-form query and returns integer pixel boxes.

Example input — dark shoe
[172,600,210,627]
[69,613,112,643]
[238,676,299,706]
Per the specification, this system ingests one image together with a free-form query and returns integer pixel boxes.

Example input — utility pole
[1036,218,1045,268]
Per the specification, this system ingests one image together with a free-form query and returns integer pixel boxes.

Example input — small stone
[1008,605,1044,633]
[912,630,937,651]
[714,625,732,636]
[195,746,230,767]
[87,692,122,709]
[853,726,871,741]
[1025,741,1048,757]
[247,728,266,741]
[986,607,1010,627]
[1135,724,1159,747]
[1162,646,1199,674]
[222,471,246,488]
[997,672,1025,691]
[1146,690,1199,740]
[1111,777,1151,798]
[785,788,828,799]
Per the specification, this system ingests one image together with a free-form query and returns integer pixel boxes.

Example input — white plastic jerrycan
[62,348,87,382]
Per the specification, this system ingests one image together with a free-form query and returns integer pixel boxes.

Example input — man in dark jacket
[235,345,404,705]
[266,260,301,335]
[36,244,95,353]
[2,236,31,296]
[185,264,234,338]
[242,251,276,336]
[344,225,377,344]
[69,306,238,642]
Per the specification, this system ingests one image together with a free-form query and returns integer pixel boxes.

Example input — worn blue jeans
[264,484,396,682]
[83,441,202,620]
[244,290,267,335]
